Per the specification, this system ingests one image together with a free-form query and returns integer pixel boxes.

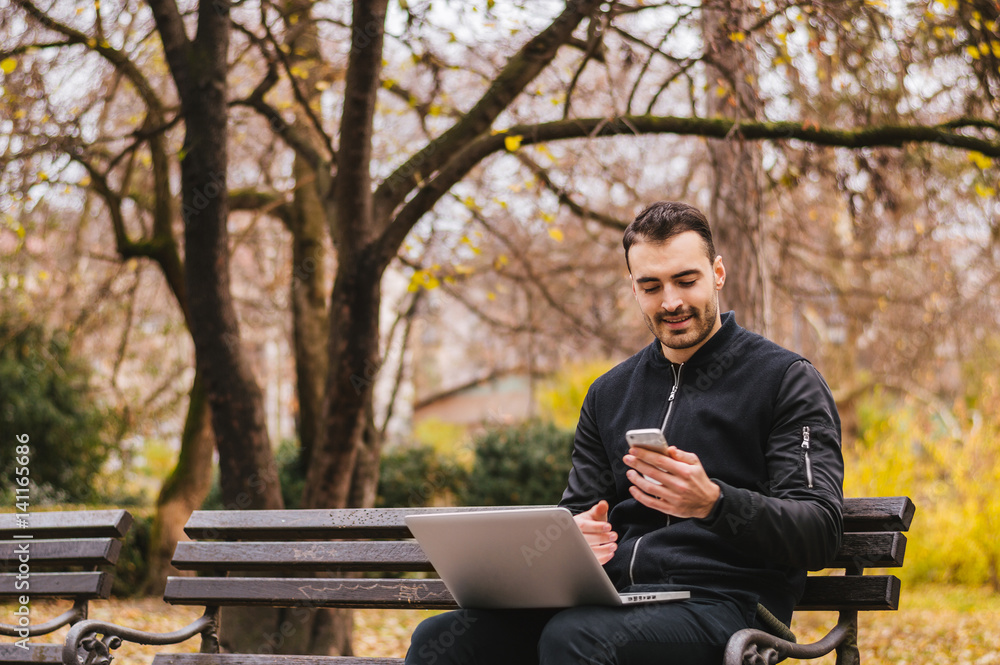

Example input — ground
[5,584,999,665]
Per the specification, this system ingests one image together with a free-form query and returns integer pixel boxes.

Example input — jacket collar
[647,311,741,369]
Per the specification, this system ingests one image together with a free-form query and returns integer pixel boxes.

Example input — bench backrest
[165,497,914,613]
[0,509,133,603]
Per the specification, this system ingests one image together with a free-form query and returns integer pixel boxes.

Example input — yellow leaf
[494,254,509,269]
[0,57,16,74]
[548,228,564,242]
[975,182,996,197]
[969,151,992,169]
[315,80,330,91]
[541,212,555,223]
[38,171,48,181]
[504,134,523,151]
[728,32,745,42]
[290,65,308,79]
[966,45,981,59]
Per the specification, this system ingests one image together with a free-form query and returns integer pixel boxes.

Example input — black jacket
[560,312,844,624]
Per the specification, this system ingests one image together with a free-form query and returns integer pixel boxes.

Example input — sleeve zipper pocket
[801,426,814,489]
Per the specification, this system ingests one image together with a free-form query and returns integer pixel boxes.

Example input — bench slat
[828,532,906,569]
[0,571,113,599]
[183,506,543,540]
[799,575,900,611]
[172,541,433,572]
[0,538,123,568]
[842,497,914,532]
[0,644,64,664]
[155,656,403,665]
[165,573,900,612]
[164,576,456,610]
[0,510,133,540]
[173,533,904,573]
[184,498,912,541]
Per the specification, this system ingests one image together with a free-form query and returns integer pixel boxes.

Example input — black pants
[405,594,754,665]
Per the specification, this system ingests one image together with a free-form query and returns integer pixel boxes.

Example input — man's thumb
[592,499,609,521]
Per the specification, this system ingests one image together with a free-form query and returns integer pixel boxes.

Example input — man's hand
[624,446,721,519]
[573,500,617,564]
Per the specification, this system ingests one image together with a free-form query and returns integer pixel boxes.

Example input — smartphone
[625,428,669,453]
[625,429,669,485]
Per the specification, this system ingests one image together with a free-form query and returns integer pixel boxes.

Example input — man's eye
[678,280,696,288]
[643,286,660,294]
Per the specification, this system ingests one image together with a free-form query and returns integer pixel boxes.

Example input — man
[406,201,844,665]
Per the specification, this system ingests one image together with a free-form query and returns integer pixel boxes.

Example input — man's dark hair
[623,201,716,273]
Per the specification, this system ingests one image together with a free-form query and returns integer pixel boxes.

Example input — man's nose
[661,289,684,312]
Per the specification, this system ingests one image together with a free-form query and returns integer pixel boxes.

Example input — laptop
[404,507,690,609]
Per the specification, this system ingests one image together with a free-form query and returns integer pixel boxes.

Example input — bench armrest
[62,611,217,665]
[724,610,858,665]
[0,602,86,638]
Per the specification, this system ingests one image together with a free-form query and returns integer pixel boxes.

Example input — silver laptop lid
[405,507,623,609]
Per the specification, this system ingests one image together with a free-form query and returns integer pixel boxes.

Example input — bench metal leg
[724,610,858,665]
[834,612,860,665]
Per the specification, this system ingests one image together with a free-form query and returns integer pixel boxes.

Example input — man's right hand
[573,500,617,564]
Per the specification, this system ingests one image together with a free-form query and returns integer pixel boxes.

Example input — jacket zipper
[801,426,814,489]
[630,363,684,586]
[628,535,644,586]
[659,363,684,432]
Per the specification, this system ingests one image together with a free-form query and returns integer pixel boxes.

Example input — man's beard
[645,293,719,354]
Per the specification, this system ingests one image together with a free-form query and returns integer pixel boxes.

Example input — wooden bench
[62,497,914,665]
[0,509,133,664]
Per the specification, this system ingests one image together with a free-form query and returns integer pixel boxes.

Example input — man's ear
[714,256,726,290]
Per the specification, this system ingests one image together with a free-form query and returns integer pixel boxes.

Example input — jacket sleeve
[559,385,619,515]
[700,360,845,570]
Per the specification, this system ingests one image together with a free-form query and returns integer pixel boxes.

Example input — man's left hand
[624,446,721,519]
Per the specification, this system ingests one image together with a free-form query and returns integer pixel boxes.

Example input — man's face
[629,231,726,364]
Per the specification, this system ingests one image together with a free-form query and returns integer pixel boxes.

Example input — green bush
[377,444,466,507]
[458,420,575,506]
[0,319,112,504]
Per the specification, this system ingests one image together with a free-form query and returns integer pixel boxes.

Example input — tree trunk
[157,0,284,512]
[143,371,214,595]
[303,252,386,509]
[283,0,333,475]
[701,0,769,334]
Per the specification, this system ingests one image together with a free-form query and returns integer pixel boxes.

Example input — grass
[4,584,999,664]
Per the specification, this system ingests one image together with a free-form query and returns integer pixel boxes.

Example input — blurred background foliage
[0,316,115,504]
